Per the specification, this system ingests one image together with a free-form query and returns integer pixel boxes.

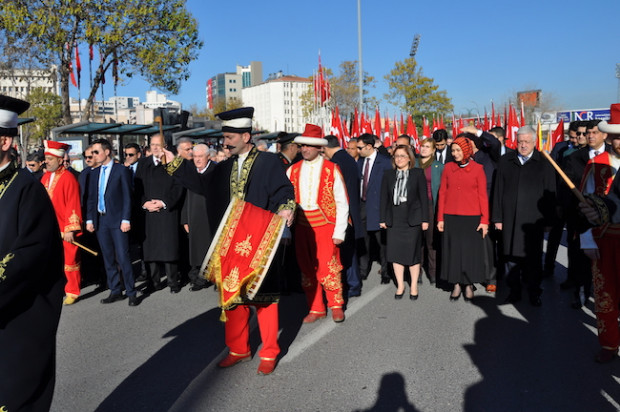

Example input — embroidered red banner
[201,198,285,311]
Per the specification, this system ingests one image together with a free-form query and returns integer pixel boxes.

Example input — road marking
[280,283,387,364]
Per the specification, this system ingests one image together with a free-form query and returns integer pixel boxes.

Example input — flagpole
[357,0,363,113]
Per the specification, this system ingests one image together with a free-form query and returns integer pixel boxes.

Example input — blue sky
[80,0,619,115]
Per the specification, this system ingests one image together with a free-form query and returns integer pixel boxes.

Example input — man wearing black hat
[276,131,301,169]
[0,95,64,410]
[163,107,295,375]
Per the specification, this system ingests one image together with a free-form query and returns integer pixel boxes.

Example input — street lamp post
[357,0,363,113]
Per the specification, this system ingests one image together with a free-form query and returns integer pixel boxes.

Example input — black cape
[0,165,64,411]
[168,148,295,301]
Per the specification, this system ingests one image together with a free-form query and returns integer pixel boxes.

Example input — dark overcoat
[181,187,211,267]
[492,150,556,258]
[134,156,184,262]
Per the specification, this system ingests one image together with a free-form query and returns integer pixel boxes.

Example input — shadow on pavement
[94,307,224,412]
[354,372,420,412]
[463,295,620,411]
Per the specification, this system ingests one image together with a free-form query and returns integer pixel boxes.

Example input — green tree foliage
[0,0,203,124]
[24,87,63,144]
[384,57,453,126]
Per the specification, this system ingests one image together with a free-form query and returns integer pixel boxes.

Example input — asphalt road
[51,242,620,412]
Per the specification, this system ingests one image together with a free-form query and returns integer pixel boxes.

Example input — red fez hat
[44,140,70,158]
[598,104,620,134]
[293,124,327,146]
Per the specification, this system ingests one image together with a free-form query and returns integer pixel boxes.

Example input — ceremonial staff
[61,234,99,256]
[541,150,586,203]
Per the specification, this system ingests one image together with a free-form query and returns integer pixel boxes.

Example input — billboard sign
[556,109,610,122]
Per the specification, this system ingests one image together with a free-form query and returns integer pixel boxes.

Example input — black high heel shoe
[410,294,418,301]
[463,285,474,302]
[449,292,461,301]
[395,292,404,300]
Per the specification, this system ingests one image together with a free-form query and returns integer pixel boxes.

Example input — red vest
[289,159,338,226]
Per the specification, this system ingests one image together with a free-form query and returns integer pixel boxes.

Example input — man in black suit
[488,126,514,157]
[24,151,44,180]
[357,133,393,283]
[134,134,185,294]
[86,138,138,306]
[433,129,453,164]
[324,135,364,297]
[562,119,612,307]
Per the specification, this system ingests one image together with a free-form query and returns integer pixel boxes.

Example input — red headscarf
[452,137,473,165]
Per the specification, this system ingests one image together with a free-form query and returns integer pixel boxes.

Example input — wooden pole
[541,150,586,204]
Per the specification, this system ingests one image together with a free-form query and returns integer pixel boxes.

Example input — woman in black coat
[380,145,429,299]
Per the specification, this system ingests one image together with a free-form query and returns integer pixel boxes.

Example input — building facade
[242,75,311,133]
[0,66,59,99]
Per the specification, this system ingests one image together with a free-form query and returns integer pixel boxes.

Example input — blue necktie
[98,165,107,213]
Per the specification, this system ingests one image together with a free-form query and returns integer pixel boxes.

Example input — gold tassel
[220,308,228,322]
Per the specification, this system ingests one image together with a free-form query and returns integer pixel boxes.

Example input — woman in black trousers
[380,145,429,299]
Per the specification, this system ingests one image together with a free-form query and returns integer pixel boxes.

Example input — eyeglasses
[394,154,409,159]
[124,152,136,157]
[85,156,93,159]
[91,150,100,155]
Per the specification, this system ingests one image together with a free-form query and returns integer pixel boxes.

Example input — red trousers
[63,240,81,297]
[224,303,279,360]
[593,234,620,351]
[295,223,344,314]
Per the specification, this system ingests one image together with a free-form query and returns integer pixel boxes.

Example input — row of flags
[326,103,566,153]
[313,53,567,153]
[67,43,119,89]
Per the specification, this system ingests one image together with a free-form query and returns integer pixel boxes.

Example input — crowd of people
[3,93,620,409]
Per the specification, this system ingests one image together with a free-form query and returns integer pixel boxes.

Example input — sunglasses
[85,156,93,159]
[91,150,100,155]
[575,132,586,136]
[124,153,136,157]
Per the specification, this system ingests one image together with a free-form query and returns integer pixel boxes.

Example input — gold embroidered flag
[201,198,285,318]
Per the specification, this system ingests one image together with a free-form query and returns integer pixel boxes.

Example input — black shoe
[100,294,125,304]
[429,277,436,284]
[529,295,542,307]
[170,287,181,294]
[381,277,391,284]
[449,293,461,301]
[395,292,404,300]
[189,283,207,292]
[128,296,140,306]
[410,294,419,301]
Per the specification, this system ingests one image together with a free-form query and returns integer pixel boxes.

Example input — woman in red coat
[437,136,489,301]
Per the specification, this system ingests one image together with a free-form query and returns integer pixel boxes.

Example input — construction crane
[410,34,421,58]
